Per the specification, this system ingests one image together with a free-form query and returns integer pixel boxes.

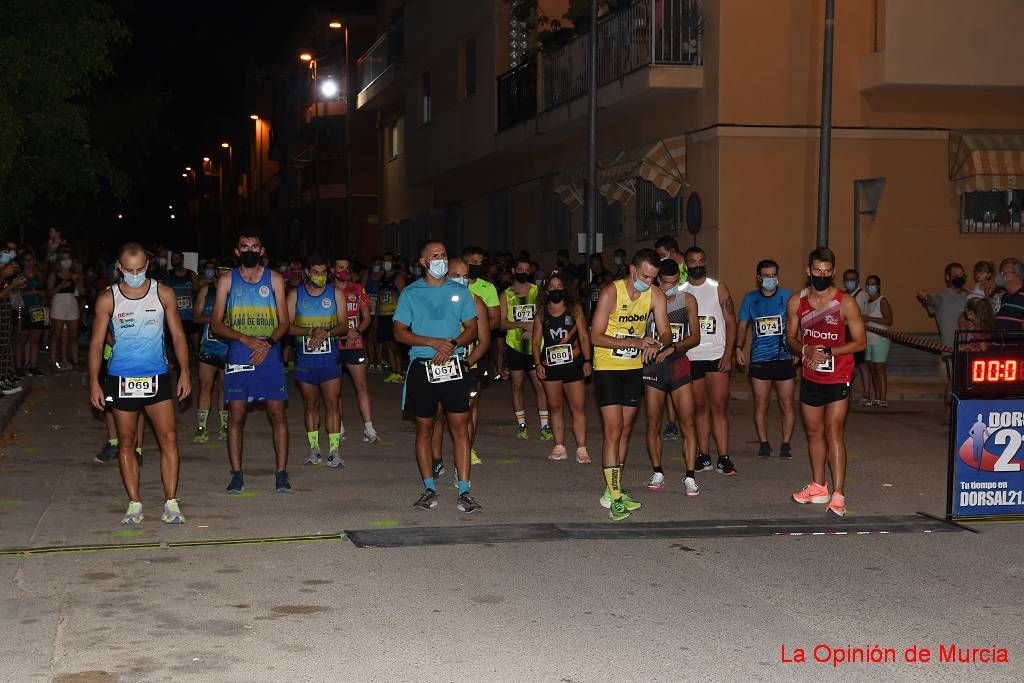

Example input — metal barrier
[356,21,404,97]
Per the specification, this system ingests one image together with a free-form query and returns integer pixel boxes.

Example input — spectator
[863,275,893,407]
[960,297,996,347]
[611,248,628,279]
[47,247,83,370]
[0,259,26,394]
[916,262,968,421]
[995,258,1024,330]
[968,260,996,301]
[15,251,46,376]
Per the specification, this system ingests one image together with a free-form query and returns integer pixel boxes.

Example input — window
[420,72,432,124]
[388,119,401,160]
[462,38,477,98]
[541,175,570,251]
[635,179,680,240]
[961,190,1024,234]
[489,190,511,252]
[598,201,624,245]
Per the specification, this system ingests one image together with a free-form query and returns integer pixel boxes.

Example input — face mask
[995,273,1007,289]
[427,259,447,279]
[156,257,166,268]
[310,274,328,288]
[468,264,484,280]
[60,259,72,270]
[514,272,531,284]
[952,276,967,289]
[687,266,707,281]
[451,275,469,287]
[336,270,351,282]
[662,284,679,298]
[0,252,14,265]
[204,269,217,280]
[866,285,879,296]
[279,265,289,273]
[372,264,381,274]
[760,277,778,292]
[121,269,146,288]
[633,277,651,293]
[547,289,566,304]
[382,261,393,272]
[239,251,261,268]
[844,279,857,292]
[613,256,623,266]
[811,275,833,292]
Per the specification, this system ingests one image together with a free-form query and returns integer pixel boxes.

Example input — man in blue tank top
[88,242,192,526]
[211,231,292,494]
[736,259,797,459]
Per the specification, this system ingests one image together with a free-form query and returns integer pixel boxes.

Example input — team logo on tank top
[259,285,270,298]
[322,297,332,308]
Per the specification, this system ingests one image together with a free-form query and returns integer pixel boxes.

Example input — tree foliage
[0,0,130,231]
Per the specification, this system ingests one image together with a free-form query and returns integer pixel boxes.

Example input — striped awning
[950,130,1024,194]
[554,134,687,208]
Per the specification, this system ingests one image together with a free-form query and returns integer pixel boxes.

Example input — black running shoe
[695,453,713,472]
[94,441,117,463]
[432,459,445,479]
[757,442,772,458]
[779,442,793,459]
[226,470,245,494]
[716,455,738,476]
[275,470,292,493]
[456,493,482,514]
[414,490,438,510]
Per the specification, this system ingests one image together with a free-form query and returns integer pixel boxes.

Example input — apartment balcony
[356,21,404,110]
[497,0,703,135]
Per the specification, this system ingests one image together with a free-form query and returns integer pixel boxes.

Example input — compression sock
[686,469,696,479]
[458,480,470,496]
[653,466,664,474]
[108,438,119,447]
[423,477,436,492]
[219,411,229,429]
[307,431,320,451]
[603,466,623,501]
[328,433,341,452]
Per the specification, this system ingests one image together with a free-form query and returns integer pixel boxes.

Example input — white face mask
[60,259,72,270]
[382,261,393,272]
[428,259,448,279]
[451,275,469,287]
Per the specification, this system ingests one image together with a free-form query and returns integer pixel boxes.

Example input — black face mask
[811,275,833,292]
[514,272,531,284]
[239,251,261,268]
[688,266,707,281]
[547,290,565,304]
[468,264,485,280]
[951,276,967,289]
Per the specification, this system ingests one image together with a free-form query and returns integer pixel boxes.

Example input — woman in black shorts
[532,272,592,463]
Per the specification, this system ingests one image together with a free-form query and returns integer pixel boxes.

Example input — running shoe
[121,501,143,525]
[456,493,482,514]
[217,424,228,441]
[414,490,438,510]
[470,449,482,465]
[135,450,143,468]
[326,451,345,469]
[609,498,630,521]
[384,372,404,383]
[695,453,713,472]
[226,470,245,494]
[1,383,22,395]
[432,459,445,479]
[662,423,680,441]
[363,428,379,444]
[877,400,888,408]
[779,442,793,459]
[683,476,700,497]
[275,470,291,493]
[716,456,738,476]
[646,472,666,491]
[757,442,772,458]
[192,425,209,444]
[599,489,642,511]
[575,447,591,464]
[827,493,846,517]
[516,423,528,440]
[547,445,567,461]
[304,448,322,465]
[94,441,118,463]
[539,425,553,441]
[792,481,830,505]
[161,499,185,524]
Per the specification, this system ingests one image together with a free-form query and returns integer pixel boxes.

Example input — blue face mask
[761,277,778,291]
[865,285,879,296]
[122,270,146,288]
[633,277,651,293]
[451,275,468,287]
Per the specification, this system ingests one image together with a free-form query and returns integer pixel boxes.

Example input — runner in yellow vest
[499,256,550,441]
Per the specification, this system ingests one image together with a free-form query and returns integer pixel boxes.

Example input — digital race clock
[966,352,1024,389]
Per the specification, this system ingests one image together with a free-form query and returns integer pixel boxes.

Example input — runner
[735,259,796,459]
[87,242,191,524]
[377,252,406,382]
[681,246,738,476]
[210,232,291,494]
[499,256,551,441]
[591,249,670,520]
[191,259,230,443]
[585,253,612,320]
[842,268,873,405]
[363,256,384,373]
[462,246,499,464]
[287,254,345,468]
[642,259,701,494]
[166,251,200,354]
[333,257,378,444]
[532,271,592,464]
[393,242,481,513]
[786,247,866,517]
[653,235,689,439]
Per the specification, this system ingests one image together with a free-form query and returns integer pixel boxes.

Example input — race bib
[755,315,783,337]
[347,316,357,330]
[611,333,642,360]
[225,363,256,374]
[119,376,157,399]
[699,315,717,335]
[368,294,378,315]
[513,304,535,322]
[380,290,392,304]
[546,344,573,366]
[426,357,463,384]
[816,349,835,373]
[670,323,685,344]
[29,308,45,323]
[303,336,331,354]
[177,296,192,310]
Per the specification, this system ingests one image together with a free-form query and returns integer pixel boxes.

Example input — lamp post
[302,53,322,253]
[329,20,354,258]
[221,142,233,230]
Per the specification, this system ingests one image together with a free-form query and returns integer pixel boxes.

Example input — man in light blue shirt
[394,241,481,514]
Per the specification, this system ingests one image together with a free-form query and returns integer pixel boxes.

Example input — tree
[0,0,130,233]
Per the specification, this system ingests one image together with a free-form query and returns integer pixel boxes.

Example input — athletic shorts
[103,373,173,412]
[800,378,850,407]
[865,335,891,363]
[748,359,796,382]
[377,315,395,342]
[594,369,643,408]
[642,353,691,393]
[338,348,367,366]
[542,358,585,384]
[224,352,288,403]
[294,363,340,386]
[465,368,481,397]
[507,348,535,372]
[689,357,725,381]
[404,359,471,419]
[199,339,227,368]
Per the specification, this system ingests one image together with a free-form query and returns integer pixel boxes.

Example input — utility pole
[585,0,598,258]
[815,0,836,248]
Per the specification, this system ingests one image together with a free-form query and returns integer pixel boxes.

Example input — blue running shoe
[226,470,244,494]
[275,470,292,493]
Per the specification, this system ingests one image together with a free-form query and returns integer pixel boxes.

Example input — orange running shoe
[827,493,846,516]
[792,482,831,504]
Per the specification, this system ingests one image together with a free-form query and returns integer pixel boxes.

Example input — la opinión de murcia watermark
[780,644,1009,667]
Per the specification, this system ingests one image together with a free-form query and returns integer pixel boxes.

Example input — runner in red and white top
[333,257,378,444]
[785,247,866,517]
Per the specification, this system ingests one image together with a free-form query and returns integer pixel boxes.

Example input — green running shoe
[192,425,209,444]
[609,497,631,521]
[599,489,642,511]
[539,425,553,441]
[516,423,528,440]
[470,449,482,465]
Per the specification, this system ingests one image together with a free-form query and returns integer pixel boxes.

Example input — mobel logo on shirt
[616,313,647,323]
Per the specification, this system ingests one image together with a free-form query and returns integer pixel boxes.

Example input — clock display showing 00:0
[972,359,1020,383]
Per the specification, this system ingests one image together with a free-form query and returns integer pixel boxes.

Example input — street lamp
[300,53,312,62]
[185,166,192,172]
[320,78,339,99]
[329,20,354,257]
[250,114,258,120]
